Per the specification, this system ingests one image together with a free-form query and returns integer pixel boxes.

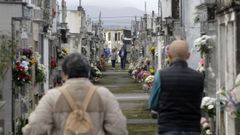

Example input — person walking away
[119,45,127,70]
[22,53,128,135]
[149,40,204,135]
[111,48,117,70]
[104,47,110,63]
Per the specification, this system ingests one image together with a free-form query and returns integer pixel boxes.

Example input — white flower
[202,122,210,129]
[21,61,29,71]
[201,97,211,108]
[206,129,212,135]
[128,63,134,70]
[145,75,154,83]
[38,64,47,75]
[201,97,216,108]
[208,104,214,110]
[194,35,213,52]
[34,52,41,63]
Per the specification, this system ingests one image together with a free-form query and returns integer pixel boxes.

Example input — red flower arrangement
[50,57,57,69]
[13,61,32,87]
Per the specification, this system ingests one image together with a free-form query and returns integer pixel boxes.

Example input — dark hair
[62,53,90,78]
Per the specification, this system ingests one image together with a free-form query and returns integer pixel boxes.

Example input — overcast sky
[66,0,158,12]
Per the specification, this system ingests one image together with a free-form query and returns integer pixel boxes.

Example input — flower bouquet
[95,67,102,78]
[35,63,46,83]
[13,61,32,86]
[128,63,135,76]
[90,66,102,82]
[144,75,155,92]
[196,58,205,73]
[50,57,57,69]
[201,97,216,118]
[201,117,213,135]
[149,68,155,75]
[149,47,156,55]
[194,35,213,57]
[218,74,240,118]
[57,48,68,59]
[22,48,33,59]
[131,69,138,79]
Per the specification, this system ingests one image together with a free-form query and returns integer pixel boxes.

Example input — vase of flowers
[201,96,216,118]
[57,48,68,59]
[13,61,32,87]
[194,35,214,57]
[50,57,57,69]
[35,63,47,83]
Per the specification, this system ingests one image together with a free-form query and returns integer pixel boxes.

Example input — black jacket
[158,60,204,133]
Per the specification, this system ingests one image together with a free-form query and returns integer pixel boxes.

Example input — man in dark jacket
[153,40,204,135]
[119,45,127,70]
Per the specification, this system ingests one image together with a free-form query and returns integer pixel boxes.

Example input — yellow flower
[62,48,69,54]
[150,47,156,54]
[149,68,155,74]
[30,58,36,65]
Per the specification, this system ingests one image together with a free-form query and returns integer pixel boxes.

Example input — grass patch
[123,109,151,119]
[109,83,143,93]
[128,124,157,135]
[97,76,143,93]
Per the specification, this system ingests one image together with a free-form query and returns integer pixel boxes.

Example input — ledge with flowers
[128,57,155,93]
[194,35,214,75]
[13,48,47,133]
[194,35,217,135]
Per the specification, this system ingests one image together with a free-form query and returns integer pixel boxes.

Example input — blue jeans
[159,131,200,135]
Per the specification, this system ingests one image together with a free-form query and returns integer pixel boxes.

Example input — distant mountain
[84,6,144,18]
[67,5,145,29]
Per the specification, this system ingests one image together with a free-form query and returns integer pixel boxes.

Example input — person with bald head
[149,40,204,135]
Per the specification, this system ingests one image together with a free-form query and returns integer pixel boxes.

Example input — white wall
[182,0,201,69]
[161,0,172,19]
[66,11,81,33]
[104,30,124,51]
[0,3,22,36]
[217,11,237,135]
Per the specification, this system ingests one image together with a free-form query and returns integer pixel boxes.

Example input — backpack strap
[59,87,78,110]
[59,86,97,111]
[82,86,97,111]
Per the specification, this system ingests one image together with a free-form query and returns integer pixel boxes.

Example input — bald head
[168,40,190,61]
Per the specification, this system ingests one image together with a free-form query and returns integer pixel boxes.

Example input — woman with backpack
[110,48,118,70]
[22,53,128,135]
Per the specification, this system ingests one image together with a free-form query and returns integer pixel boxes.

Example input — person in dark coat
[119,45,127,70]
[150,40,204,135]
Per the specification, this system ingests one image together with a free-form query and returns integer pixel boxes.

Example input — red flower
[50,57,57,69]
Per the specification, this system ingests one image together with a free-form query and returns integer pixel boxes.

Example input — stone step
[114,93,149,101]
[127,119,157,124]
